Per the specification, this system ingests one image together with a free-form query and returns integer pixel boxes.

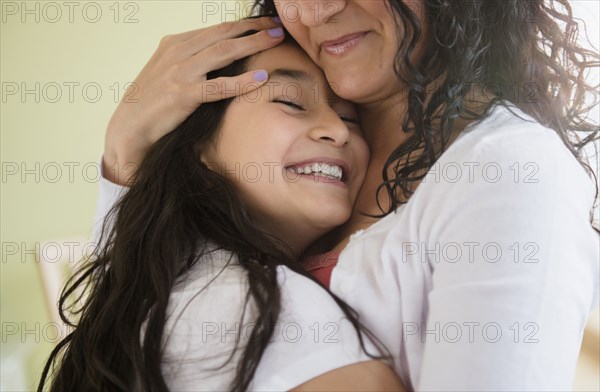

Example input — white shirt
[93,188,374,391]
[330,103,600,390]
[156,248,374,391]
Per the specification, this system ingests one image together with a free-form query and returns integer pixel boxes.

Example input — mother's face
[273,0,424,104]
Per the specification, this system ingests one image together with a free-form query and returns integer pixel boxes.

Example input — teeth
[290,162,344,181]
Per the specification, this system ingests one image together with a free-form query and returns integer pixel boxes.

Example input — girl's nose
[308,108,351,147]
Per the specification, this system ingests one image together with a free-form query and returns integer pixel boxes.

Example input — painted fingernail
[272,16,282,24]
[253,70,268,82]
[267,27,284,38]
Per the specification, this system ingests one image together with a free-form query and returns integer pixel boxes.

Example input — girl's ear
[199,150,208,165]
[199,144,220,174]
[195,137,213,166]
[199,150,211,167]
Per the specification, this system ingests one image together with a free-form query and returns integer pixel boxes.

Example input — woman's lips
[321,32,369,56]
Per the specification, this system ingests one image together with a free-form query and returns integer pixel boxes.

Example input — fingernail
[267,27,284,38]
[253,70,268,82]
[272,16,282,24]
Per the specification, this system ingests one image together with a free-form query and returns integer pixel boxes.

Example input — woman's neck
[359,91,412,164]
[318,87,486,253]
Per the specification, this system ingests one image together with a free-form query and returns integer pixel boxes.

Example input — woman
[98,0,599,390]
[39,36,404,391]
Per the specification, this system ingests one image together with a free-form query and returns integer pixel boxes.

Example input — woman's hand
[103,17,284,186]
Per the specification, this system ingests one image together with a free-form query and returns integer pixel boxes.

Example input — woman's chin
[324,71,361,99]
[325,69,392,104]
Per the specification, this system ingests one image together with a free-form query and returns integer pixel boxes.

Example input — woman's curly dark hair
[254,0,599,223]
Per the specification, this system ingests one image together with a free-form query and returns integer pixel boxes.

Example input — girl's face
[272,0,424,104]
[202,43,369,252]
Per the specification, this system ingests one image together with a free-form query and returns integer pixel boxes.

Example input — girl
[38,35,404,391]
[97,0,600,390]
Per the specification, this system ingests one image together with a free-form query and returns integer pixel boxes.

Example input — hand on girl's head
[102,16,285,186]
[201,41,369,252]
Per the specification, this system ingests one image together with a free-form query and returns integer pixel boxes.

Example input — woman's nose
[295,0,348,26]
[308,109,351,147]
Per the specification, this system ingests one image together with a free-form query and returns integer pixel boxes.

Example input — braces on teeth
[290,163,343,181]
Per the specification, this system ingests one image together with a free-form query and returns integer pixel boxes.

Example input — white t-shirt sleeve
[91,156,129,245]
[251,266,378,390]
[414,121,599,390]
[162,259,377,391]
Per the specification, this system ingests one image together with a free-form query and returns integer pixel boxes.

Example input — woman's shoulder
[393,102,598,242]
[421,102,596,199]
[449,103,583,167]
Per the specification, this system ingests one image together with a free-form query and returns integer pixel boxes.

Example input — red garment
[301,250,340,288]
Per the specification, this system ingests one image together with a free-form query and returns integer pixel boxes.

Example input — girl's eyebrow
[269,68,338,102]
[269,68,315,85]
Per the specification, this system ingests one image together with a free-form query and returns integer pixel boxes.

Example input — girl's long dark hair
[38,36,384,391]
[255,0,599,223]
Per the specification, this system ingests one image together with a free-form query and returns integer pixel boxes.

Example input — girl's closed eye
[339,115,359,125]
[273,99,358,125]
[273,99,305,111]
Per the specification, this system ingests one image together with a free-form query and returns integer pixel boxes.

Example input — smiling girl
[37,36,404,391]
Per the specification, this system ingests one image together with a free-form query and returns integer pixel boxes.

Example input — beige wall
[1,1,250,388]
